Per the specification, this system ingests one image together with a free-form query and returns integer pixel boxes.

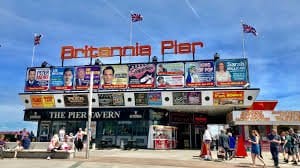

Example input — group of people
[46,127,88,160]
[0,128,32,159]
[201,127,300,168]
[201,127,236,161]
[279,128,300,166]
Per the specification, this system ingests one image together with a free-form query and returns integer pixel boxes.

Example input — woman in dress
[248,130,266,167]
[215,61,231,82]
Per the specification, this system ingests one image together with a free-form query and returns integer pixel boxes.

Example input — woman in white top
[216,62,231,82]
[202,127,212,160]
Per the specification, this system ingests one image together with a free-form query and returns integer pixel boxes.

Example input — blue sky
[0,0,299,132]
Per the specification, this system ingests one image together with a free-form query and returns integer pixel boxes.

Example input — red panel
[247,101,278,110]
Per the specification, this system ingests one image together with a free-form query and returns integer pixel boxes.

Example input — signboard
[64,94,88,106]
[75,66,100,90]
[156,63,184,76]
[213,91,244,105]
[25,68,50,91]
[185,61,214,87]
[98,93,125,106]
[24,108,149,121]
[101,65,128,89]
[50,67,75,90]
[173,92,202,105]
[61,40,204,59]
[170,112,193,123]
[135,93,148,106]
[30,95,55,108]
[156,76,184,88]
[148,92,162,106]
[215,59,248,87]
[231,110,300,123]
[128,64,155,88]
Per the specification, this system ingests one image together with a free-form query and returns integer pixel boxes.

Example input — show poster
[173,92,202,105]
[148,92,162,106]
[185,61,214,87]
[135,93,148,106]
[30,95,55,108]
[75,66,100,90]
[98,93,125,106]
[156,76,184,88]
[25,68,50,91]
[213,91,244,105]
[128,63,155,88]
[64,94,88,106]
[156,63,184,76]
[101,65,128,89]
[215,59,248,87]
[50,67,75,90]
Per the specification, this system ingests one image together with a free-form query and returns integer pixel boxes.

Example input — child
[14,140,24,158]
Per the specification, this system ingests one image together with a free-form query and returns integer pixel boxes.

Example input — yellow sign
[31,95,55,108]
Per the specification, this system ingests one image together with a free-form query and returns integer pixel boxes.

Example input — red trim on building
[247,101,278,110]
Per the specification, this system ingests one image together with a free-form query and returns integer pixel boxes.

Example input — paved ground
[1,149,299,168]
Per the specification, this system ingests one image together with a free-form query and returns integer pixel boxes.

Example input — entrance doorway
[194,125,206,149]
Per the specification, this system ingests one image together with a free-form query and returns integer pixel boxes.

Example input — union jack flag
[34,33,43,45]
[242,24,257,36]
[131,13,143,22]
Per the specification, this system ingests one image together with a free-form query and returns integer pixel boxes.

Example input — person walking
[228,132,236,159]
[218,129,230,160]
[248,130,266,168]
[267,129,281,168]
[284,128,298,165]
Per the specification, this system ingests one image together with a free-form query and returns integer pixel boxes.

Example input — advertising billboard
[148,92,162,106]
[75,66,100,90]
[213,91,244,105]
[30,95,55,108]
[173,92,202,105]
[156,63,184,76]
[25,68,50,91]
[185,61,214,87]
[64,94,89,106]
[135,93,148,106]
[215,59,248,87]
[101,65,128,89]
[128,63,155,88]
[50,67,75,90]
[156,76,184,88]
[98,93,125,106]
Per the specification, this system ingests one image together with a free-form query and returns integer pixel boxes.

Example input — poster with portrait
[185,61,214,87]
[215,59,248,87]
[101,65,128,89]
[128,63,155,88]
[148,92,162,106]
[213,91,244,105]
[156,76,184,88]
[50,67,75,90]
[75,66,100,90]
[25,68,50,91]
[156,63,184,76]
[98,93,125,106]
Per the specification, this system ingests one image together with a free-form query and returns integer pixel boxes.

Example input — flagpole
[130,19,133,46]
[86,71,94,159]
[31,45,36,67]
[241,20,246,58]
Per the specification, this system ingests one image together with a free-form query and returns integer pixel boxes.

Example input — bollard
[92,143,96,150]
[120,140,125,150]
